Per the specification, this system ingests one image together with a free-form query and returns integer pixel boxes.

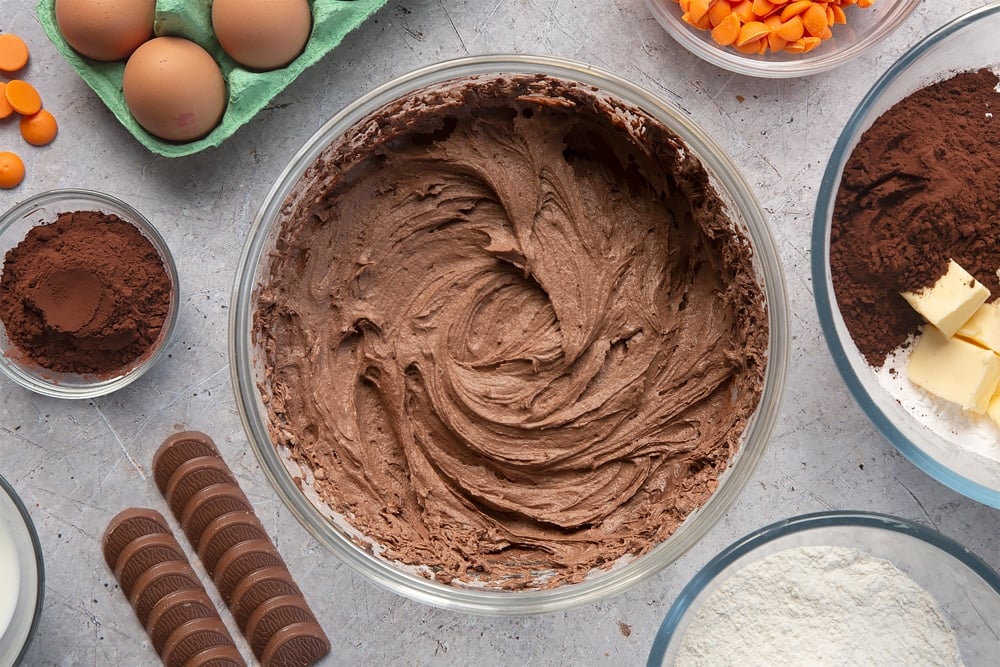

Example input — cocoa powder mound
[0,210,172,375]
[830,68,1000,366]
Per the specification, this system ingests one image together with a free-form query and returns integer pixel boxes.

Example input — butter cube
[907,325,1000,414]
[957,301,1000,353]
[989,391,1000,427]
[901,260,990,337]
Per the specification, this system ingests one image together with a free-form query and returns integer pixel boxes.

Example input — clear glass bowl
[231,54,789,614]
[0,473,44,666]
[812,3,1000,507]
[644,0,920,78]
[0,189,179,399]
[648,511,1000,666]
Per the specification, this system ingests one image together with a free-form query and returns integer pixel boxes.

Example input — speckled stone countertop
[3,1,999,664]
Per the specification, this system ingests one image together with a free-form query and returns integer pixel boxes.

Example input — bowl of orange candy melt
[644,0,921,77]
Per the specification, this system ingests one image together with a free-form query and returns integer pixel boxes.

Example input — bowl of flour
[648,511,1000,666]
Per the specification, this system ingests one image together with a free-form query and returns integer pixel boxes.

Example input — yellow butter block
[901,259,990,337]
[957,301,1000,354]
[907,325,1000,414]
[989,391,1000,428]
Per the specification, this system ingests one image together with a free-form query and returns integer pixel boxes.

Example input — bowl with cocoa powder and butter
[813,3,1000,504]
[0,189,179,398]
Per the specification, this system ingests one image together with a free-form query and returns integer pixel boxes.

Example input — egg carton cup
[36,0,389,157]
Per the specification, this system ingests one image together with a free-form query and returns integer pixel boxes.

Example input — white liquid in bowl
[0,514,21,641]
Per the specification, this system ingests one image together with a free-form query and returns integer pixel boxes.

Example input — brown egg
[122,37,227,143]
[55,0,155,62]
[212,0,312,71]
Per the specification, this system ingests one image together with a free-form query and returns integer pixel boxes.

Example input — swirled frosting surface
[255,76,768,588]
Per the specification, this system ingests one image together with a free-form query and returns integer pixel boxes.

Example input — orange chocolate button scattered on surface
[20,109,59,146]
[0,151,25,189]
[5,79,42,115]
[0,83,14,119]
[0,33,29,72]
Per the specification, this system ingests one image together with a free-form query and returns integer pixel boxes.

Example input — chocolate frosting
[255,75,768,588]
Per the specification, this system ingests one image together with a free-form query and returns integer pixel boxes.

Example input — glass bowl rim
[0,188,180,400]
[811,2,1000,507]
[642,0,922,78]
[0,471,45,665]
[646,509,1000,666]
[230,53,790,615]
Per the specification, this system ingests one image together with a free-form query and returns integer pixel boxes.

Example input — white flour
[675,546,964,666]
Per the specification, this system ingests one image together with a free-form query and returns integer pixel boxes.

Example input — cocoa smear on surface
[0,210,172,375]
[831,68,1000,367]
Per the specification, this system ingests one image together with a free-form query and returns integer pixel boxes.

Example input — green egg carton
[36,0,388,158]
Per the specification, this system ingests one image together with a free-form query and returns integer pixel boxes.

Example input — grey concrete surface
[2,0,999,665]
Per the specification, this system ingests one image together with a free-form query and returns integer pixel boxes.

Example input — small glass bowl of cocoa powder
[813,4,1000,505]
[0,189,179,398]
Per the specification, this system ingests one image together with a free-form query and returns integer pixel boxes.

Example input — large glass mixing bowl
[231,54,789,614]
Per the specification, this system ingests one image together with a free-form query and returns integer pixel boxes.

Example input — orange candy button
[0,34,29,72]
[0,152,26,189]
[0,82,14,119]
[20,109,58,146]
[5,80,42,116]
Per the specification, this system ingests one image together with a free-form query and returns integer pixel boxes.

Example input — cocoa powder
[830,68,1000,366]
[0,210,172,375]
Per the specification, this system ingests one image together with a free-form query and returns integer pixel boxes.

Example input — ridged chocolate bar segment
[182,644,247,667]
[260,621,331,667]
[245,595,315,659]
[153,431,222,493]
[229,566,300,630]
[129,560,203,626]
[197,512,269,576]
[166,456,237,517]
[213,539,284,603]
[146,588,218,655]
[102,507,170,569]
[180,483,255,547]
[114,532,187,598]
[161,617,244,667]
